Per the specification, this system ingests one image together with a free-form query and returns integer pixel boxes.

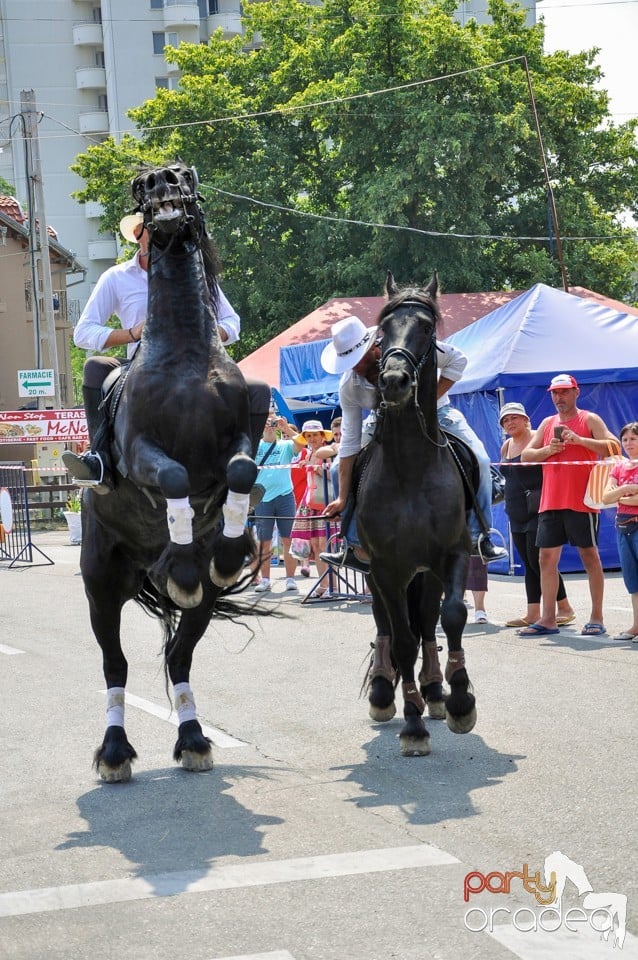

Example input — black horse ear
[385,270,399,297]
[424,270,439,298]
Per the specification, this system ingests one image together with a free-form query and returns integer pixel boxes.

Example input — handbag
[490,465,506,505]
[524,487,541,516]
[583,439,623,510]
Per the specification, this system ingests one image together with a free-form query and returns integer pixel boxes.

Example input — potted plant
[63,490,83,544]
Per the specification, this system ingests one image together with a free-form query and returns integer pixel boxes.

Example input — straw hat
[321,316,378,375]
[294,419,334,445]
[119,212,144,244]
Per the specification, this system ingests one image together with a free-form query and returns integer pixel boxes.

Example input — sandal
[580,622,607,637]
[517,622,560,636]
[506,617,530,628]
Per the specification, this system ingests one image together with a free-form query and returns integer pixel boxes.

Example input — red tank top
[540,410,598,514]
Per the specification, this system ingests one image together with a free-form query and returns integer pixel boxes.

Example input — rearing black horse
[356,272,477,756]
[81,161,264,782]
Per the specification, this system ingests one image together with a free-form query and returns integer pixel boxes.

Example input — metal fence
[0,462,53,567]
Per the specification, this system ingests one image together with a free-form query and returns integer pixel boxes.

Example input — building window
[166,31,178,47]
[208,0,219,13]
[98,93,108,112]
[95,51,105,67]
[150,0,163,8]
[152,31,165,54]
[155,77,169,88]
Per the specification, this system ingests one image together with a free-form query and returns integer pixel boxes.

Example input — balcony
[76,66,107,91]
[163,1,200,30]
[207,12,242,38]
[72,22,103,46]
[78,110,109,135]
[83,201,104,220]
[88,238,117,261]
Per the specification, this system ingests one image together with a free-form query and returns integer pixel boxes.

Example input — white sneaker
[474,610,488,623]
[285,577,299,592]
[254,579,271,593]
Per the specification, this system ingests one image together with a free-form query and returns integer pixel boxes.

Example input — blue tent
[447,283,638,572]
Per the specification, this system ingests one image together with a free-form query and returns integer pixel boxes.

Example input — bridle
[378,299,447,447]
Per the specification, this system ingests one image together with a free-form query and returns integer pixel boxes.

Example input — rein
[378,303,447,449]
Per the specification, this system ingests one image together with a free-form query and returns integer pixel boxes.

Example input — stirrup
[62,450,112,495]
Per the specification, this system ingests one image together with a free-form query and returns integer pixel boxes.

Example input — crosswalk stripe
[490,920,638,958]
[0,844,458,919]
[98,690,248,749]
[0,643,24,655]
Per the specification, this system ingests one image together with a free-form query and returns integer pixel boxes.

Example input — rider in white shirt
[320,315,507,569]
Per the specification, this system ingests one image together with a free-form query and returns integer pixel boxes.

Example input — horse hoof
[427,700,446,720]
[179,749,214,772]
[369,702,396,722]
[98,760,132,783]
[446,706,477,734]
[400,735,431,757]
[209,560,241,589]
[167,577,203,609]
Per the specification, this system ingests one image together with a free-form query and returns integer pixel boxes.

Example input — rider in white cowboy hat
[63,211,270,493]
[319,314,508,571]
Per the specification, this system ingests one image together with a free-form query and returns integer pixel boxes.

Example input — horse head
[131,160,202,242]
[377,271,440,409]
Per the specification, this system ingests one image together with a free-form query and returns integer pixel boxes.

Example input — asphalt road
[1,529,637,960]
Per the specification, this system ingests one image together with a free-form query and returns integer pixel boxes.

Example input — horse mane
[379,286,442,330]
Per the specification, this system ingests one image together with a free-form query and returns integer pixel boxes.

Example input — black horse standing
[81,162,264,782]
[356,272,476,756]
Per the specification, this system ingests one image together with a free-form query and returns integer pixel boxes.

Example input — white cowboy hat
[320,316,379,375]
[119,212,144,244]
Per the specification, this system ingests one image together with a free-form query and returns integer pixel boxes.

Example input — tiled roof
[0,195,25,223]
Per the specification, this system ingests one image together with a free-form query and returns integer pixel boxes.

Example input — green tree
[0,175,15,195]
[71,0,638,357]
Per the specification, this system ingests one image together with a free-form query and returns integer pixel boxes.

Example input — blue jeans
[437,404,493,540]
[616,519,638,594]
[332,459,360,547]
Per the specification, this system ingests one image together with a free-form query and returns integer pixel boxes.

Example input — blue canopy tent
[447,283,638,572]
[275,339,340,428]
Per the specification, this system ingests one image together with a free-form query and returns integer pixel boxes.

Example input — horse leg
[210,432,257,587]
[127,438,205,608]
[411,574,446,720]
[440,549,476,734]
[165,602,217,771]
[83,551,140,782]
[365,575,396,721]
[372,567,430,756]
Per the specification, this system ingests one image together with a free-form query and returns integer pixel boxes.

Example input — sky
[539,0,637,122]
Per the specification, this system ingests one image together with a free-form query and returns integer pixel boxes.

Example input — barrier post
[0,462,54,567]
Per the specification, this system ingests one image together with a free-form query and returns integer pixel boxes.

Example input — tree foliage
[71,0,638,357]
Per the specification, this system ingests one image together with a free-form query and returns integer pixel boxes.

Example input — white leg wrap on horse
[166,498,194,545]
[174,682,197,724]
[106,687,125,728]
[222,490,249,539]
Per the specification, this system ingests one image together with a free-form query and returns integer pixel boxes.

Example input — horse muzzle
[378,367,413,407]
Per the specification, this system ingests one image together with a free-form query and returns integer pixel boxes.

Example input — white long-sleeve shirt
[73,250,241,359]
[338,340,468,459]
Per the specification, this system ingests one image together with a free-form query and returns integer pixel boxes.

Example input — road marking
[0,844,458,918]
[0,643,24,655]
[211,953,295,960]
[99,691,248,749]
[490,922,638,958]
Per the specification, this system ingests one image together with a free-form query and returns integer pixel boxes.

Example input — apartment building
[0,0,537,312]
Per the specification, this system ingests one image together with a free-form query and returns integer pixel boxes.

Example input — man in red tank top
[519,374,618,637]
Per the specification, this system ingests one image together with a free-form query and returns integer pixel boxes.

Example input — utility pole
[20,89,61,409]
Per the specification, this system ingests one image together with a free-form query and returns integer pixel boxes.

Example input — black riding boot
[62,386,114,495]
